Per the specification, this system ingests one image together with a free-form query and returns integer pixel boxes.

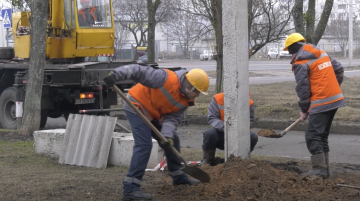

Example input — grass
[0,129,18,133]
[187,74,360,123]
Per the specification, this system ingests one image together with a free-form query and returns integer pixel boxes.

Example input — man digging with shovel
[201,93,258,165]
[103,57,210,200]
[284,33,345,179]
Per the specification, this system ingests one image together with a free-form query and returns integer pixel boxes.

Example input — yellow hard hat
[185,68,209,95]
[283,33,306,51]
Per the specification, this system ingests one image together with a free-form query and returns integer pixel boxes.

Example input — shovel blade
[257,129,282,138]
[182,164,210,183]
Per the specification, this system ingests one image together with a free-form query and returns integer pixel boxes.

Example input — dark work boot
[200,149,216,166]
[324,152,330,177]
[174,178,200,186]
[122,191,152,200]
[301,153,328,179]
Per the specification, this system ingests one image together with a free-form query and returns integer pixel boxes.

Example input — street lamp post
[349,0,353,67]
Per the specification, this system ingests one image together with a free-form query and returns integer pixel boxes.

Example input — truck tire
[40,110,48,129]
[0,87,17,129]
[0,47,15,59]
[0,87,48,129]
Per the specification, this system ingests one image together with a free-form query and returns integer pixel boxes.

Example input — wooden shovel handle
[112,85,187,164]
[280,118,302,136]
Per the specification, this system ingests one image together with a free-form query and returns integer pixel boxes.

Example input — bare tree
[175,0,293,92]
[326,15,360,55]
[113,0,170,63]
[16,0,48,135]
[113,0,148,46]
[147,0,172,63]
[293,0,333,45]
[114,20,131,60]
[248,0,293,55]
[160,11,203,58]
[6,0,30,11]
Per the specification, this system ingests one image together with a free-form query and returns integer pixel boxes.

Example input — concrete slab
[34,129,65,159]
[33,130,164,168]
[108,133,164,168]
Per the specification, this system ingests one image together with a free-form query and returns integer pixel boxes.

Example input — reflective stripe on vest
[159,86,188,110]
[295,46,344,111]
[214,93,253,122]
[310,93,344,107]
[128,70,190,120]
[128,94,151,120]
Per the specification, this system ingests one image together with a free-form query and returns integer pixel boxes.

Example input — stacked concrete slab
[33,114,164,169]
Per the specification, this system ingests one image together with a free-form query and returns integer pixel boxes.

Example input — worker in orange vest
[78,0,102,27]
[284,33,345,179]
[201,92,258,166]
[103,57,209,200]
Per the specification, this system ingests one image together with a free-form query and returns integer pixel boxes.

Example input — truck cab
[12,0,115,62]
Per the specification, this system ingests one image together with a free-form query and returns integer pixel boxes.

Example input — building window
[330,13,335,18]
[338,4,346,9]
[321,5,324,9]
[338,13,347,18]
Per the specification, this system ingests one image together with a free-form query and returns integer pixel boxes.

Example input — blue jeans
[123,110,189,193]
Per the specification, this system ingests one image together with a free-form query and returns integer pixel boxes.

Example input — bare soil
[2,69,360,200]
[1,132,360,201]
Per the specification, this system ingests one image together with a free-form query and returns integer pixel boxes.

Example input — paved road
[159,59,360,85]
[246,70,360,85]
[158,58,360,71]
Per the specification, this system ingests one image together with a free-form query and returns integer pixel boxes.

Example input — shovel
[257,118,302,138]
[112,85,210,183]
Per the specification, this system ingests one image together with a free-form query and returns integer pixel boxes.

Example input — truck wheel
[0,87,17,129]
[64,113,70,121]
[0,47,15,59]
[40,110,48,129]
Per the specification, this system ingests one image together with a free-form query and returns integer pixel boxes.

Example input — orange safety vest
[128,69,192,120]
[214,92,253,121]
[292,45,344,112]
[78,7,97,22]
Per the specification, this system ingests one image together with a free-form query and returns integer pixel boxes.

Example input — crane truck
[0,0,162,129]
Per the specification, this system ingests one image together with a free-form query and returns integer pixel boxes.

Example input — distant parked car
[278,50,292,59]
[267,48,278,59]
[200,50,214,61]
[267,48,292,60]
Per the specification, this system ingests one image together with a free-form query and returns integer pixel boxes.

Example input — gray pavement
[44,118,360,165]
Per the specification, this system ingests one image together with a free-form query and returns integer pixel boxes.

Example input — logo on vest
[318,61,332,70]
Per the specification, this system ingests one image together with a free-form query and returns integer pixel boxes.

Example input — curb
[113,114,360,135]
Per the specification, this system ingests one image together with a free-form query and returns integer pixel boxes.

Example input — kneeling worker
[202,93,258,165]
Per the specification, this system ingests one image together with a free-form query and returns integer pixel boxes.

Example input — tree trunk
[293,0,333,45]
[18,0,49,135]
[313,0,334,45]
[292,0,304,35]
[147,0,160,63]
[212,0,223,93]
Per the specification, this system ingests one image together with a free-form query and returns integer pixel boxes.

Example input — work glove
[161,137,174,150]
[103,73,116,86]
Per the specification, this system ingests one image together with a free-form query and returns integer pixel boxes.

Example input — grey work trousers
[305,109,337,155]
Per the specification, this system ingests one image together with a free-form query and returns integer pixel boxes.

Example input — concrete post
[349,0,353,67]
[223,0,250,160]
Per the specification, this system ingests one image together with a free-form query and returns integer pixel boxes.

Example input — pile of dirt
[257,129,279,137]
[155,156,360,200]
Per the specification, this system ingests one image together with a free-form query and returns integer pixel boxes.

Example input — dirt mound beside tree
[155,156,360,200]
